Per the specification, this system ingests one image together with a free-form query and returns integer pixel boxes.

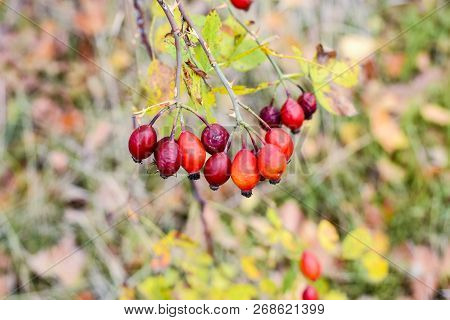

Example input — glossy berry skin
[231,149,259,198]
[204,152,232,190]
[201,124,230,154]
[128,125,157,162]
[178,131,206,180]
[300,251,321,281]
[265,128,294,160]
[281,97,305,133]
[298,92,317,120]
[257,144,287,184]
[259,105,281,129]
[230,0,253,11]
[155,137,181,179]
[302,285,319,300]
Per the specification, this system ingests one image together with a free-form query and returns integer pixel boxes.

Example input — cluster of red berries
[299,251,322,300]
[128,92,316,198]
[230,0,253,11]
[259,92,317,134]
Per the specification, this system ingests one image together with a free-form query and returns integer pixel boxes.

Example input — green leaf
[202,10,222,58]
[231,39,265,72]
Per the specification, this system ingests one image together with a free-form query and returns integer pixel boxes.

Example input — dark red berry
[281,97,304,133]
[230,0,252,11]
[300,251,321,281]
[201,124,230,154]
[155,137,181,179]
[128,125,157,162]
[257,144,287,184]
[259,105,281,129]
[204,152,232,190]
[265,128,294,160]
[298,92,317,120]
[302,285,319,300]
[178,131,206,180]
[231,149,259,197]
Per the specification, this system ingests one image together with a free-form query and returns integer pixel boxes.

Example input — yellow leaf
[341,227,372,260]
[329,61,359,88]
[119,286,135,300]
[361,251,389,283]
[266,207,282,229]
[225,284,258,300]
[323,289,348,300]
[241,256,261,281]
[259,278,277,296]
[372,231,390,255]
[317,220,339,254]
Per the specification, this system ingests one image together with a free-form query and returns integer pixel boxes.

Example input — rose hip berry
[302,285,319,300]
[155,137,181,179]
[128,125,157,163]
[265,128,294,160]
[259,105,281,129]
[300,251,321,281]
[231,149,259,198]
[201,124,230,154]
[257,144,287,184]
[178,131,206,180]
[298,92,317,120]
[281,97,305,133]
[230,0,253,11]
[204,152,232,190]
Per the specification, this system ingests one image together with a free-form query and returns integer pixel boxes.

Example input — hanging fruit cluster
[128,90,316,198]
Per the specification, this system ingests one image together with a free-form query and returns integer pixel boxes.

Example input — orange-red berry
[300,251,321,281]
[230,0,252,11]
[128,125,157,162]
[257,144,287,184]
[155,137,181,179]
[265,128,294,160]
[178,131,206,180]
[231,149,259,197]
[281,97,304,133]
[204,152,232,190]
[302,285,319,300]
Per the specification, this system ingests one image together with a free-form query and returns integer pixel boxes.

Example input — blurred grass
[0,0,449,299]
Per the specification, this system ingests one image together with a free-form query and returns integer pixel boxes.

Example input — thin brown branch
[156,0,182,101]
[133,0,153,60]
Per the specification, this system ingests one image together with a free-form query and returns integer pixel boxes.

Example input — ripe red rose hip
[155,137,181,179]
[259,105,281,129]
[302,285,319,300]
[128,125,157,162]
[204,152,232,190]
[300,251,321,281]
[231,149,259,198]
[265,128,294,160]
[298,92,317,120]
[230,0,253,11]
[281,97,304,133]
[257,144,287,184]
[178,131,206,180]
[201,124,230,154]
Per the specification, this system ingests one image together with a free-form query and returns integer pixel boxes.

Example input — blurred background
[0,0,449,299]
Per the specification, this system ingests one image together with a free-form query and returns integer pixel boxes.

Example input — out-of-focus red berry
[302,285,319,300]
[300,251,321,281]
